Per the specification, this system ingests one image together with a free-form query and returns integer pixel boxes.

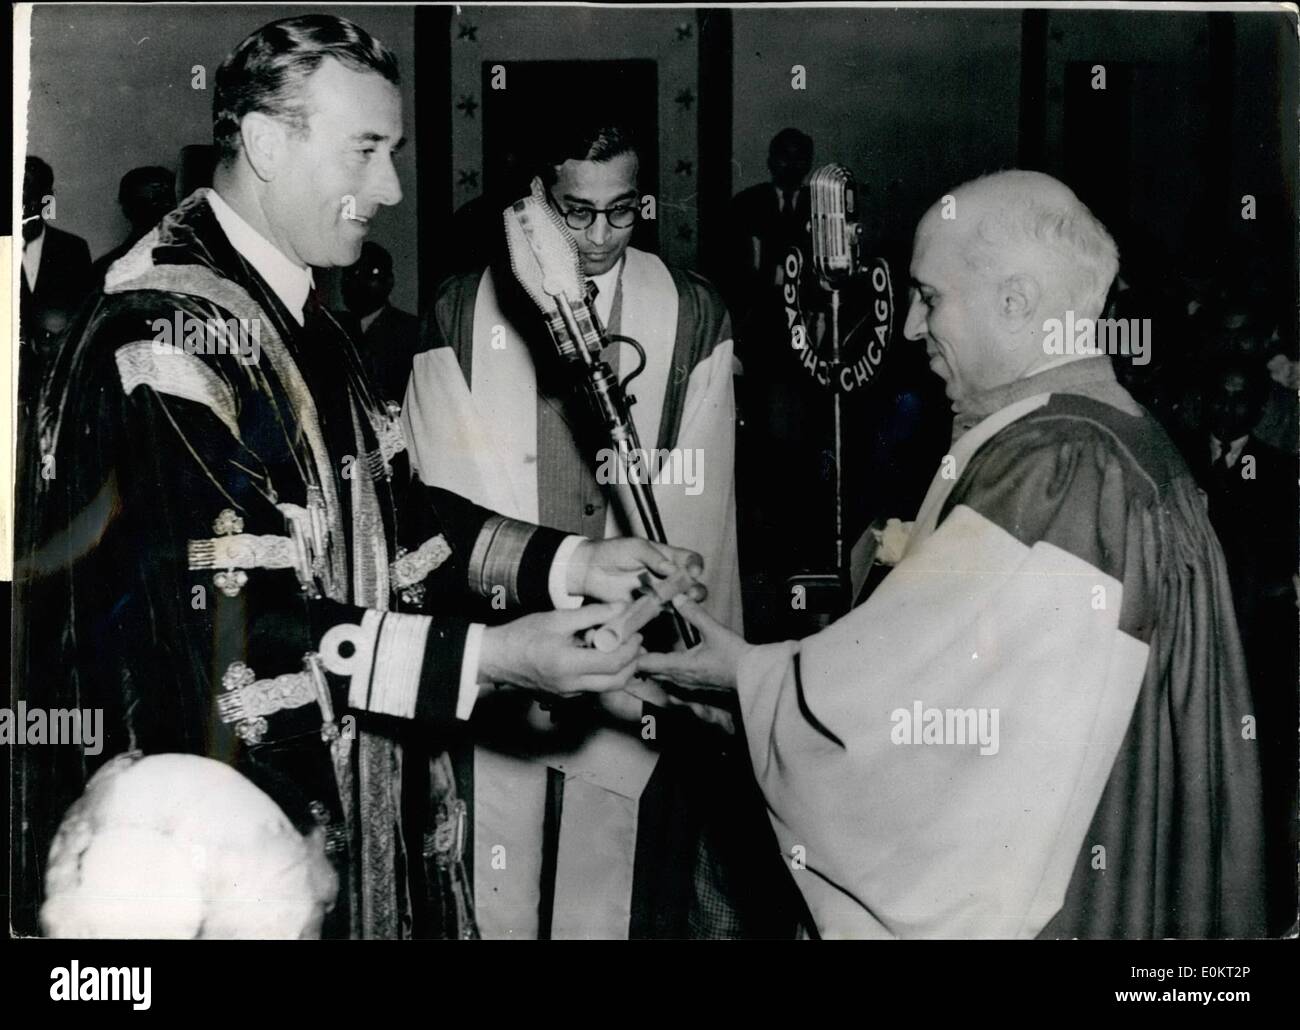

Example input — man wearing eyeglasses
[403,122,794,939]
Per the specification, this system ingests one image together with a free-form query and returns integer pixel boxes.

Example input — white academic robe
[738,390,1152,938]
[403,247,741,938]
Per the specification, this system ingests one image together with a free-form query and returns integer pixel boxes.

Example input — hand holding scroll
[635,596,750,694]
[565,537,707,606]
[479,604,642,698]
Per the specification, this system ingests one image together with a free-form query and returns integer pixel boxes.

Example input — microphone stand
[808,162,863,613]
[829,288,844,575]
[552,293,701,649]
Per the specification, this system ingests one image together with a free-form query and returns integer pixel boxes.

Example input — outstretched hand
[612,675,738,736]
[478,604,642,697]
[635,596,748,693]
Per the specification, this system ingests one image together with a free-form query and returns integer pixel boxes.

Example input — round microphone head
[810,163,860,287]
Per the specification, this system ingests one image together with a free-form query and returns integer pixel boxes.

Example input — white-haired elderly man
[640,170,1268,939]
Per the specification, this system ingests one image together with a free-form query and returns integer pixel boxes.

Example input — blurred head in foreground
[41,752,337,939]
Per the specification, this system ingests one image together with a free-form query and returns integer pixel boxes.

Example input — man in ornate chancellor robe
[12,16,695,940]
[641,171,1270,938]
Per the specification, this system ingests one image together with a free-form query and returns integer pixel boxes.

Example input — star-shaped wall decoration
[458,170,480,190]
[457,23,478,42]
[456,94,479,118]
[675,159,694,177]
[674,88,695,111]
[674,23,693,42]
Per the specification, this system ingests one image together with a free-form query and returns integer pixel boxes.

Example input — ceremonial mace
[503,178,700,649]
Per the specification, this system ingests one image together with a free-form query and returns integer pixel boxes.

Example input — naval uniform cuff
[548,535,588,609]
[457,622,486,720]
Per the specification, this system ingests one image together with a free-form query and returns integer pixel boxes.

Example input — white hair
[956,170,1120,318]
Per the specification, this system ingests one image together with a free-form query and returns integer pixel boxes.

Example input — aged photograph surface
[9,2,1298,943]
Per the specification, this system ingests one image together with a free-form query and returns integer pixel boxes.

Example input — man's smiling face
[264,59,404,268]
[550,152,638,277]
[902,208,1014,407]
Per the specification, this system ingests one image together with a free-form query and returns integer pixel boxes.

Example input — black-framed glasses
[548,190,640,231]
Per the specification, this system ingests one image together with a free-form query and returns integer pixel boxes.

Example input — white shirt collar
[22,226,45,290]
[1210,434,1250,468]
[773,183,802,211]
[588,255,624,326]
[206,188,314,325]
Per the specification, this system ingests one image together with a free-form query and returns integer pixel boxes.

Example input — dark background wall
[1032,9,1298,309]
[730,8,1024,260]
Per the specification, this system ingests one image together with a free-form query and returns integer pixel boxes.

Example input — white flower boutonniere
[872,518,914,567]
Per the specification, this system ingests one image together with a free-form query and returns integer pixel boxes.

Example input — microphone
[809,164,862,289]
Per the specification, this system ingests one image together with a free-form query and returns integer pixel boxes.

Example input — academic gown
[404,249,742,624]
[12,189,572,939]
[735,359,1268,938]
[402,251,762,938]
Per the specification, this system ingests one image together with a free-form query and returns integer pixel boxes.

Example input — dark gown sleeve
[393,475,570,619]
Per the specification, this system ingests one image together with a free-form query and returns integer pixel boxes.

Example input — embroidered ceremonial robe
[402,249,746,938]
[736,359,1268,939]
[12,190,572,939]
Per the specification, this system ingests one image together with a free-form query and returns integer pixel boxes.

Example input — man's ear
[998,273,1040,330]
[239,112,287,183]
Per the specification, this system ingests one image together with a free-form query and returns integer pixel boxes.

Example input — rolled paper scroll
[585,568,698,653]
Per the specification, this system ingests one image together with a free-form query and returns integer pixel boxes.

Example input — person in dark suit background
[90,165,177,287]
[726,130,828,632]
[1185,354,1298,935]
[725,127,814,331]
[20,156,93,419]
[338,241,420,409]
[1188,357,1298,638]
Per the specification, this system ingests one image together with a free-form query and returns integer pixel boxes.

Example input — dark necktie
[1209,444,1233,489]
[782,189,799,228]
[302,289,325,327]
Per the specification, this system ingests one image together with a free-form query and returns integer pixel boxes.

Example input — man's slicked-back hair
[538,122,639,187]
[213,15,399,166]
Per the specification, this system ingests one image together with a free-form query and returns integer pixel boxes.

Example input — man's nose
[587,216,612,247]
[903,294,928,342]
[372,154,403,208]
